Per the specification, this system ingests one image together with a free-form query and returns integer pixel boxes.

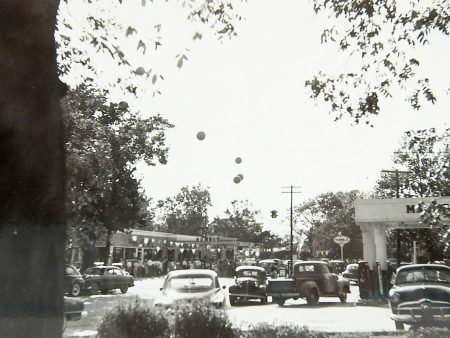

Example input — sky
[60,0,449,236]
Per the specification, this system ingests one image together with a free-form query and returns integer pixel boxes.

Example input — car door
[112,268,125,288]
[322,265,337,294]
[104,268,116,290]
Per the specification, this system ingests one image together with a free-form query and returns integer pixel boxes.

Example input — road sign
[333,235,350,245]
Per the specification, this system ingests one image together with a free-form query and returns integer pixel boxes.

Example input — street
[64,277,396,337]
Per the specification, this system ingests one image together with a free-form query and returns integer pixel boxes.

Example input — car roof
[397,263,450,273]
[87,265,116,269]
[259,259,276,263]
[166,269,218,278]
[294,261,327,266]
[236,266,266,272]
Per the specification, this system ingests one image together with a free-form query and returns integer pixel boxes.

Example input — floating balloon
[196,131,206,141]
[233,176,241,184]
[235,157,242,164]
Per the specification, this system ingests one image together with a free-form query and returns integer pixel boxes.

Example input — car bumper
[229,292,266,299]
[391,313,450,323]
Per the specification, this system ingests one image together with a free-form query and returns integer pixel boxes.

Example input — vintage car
[63,296,85,332]
[229,266,267,305]
[154,269,226,309]
[258,259,278,275]
[329,260,346,275]
[342,263,359,284]
[65,264,84,297]
[82,265,134,295]
[389,263,450,330]
[268,261,350,306]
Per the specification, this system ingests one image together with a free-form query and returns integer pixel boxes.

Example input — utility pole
[381,169,411,265]
[282,185,302,277]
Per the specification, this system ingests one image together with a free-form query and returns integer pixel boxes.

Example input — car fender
[337,279,350,293]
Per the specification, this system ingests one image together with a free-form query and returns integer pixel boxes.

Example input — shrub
[408,326,450,338]
[173,302,236,338]
[245,323,329,338]
[97,298,169,338]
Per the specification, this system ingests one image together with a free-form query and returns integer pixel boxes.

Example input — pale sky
[60,0,449,236]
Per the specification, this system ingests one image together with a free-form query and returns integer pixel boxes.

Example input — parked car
[63,296,85,332]
[154,269,226,309]
[65,264,84,297]
[329,260,346,275]
[389,263,450,330]
[258,259,278,275]
[82,265,134,295]
[268,261,350,306]
[342,263,359,284]
[229,266,267,306]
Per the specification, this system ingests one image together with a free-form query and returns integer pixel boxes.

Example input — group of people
[119,258,237,278]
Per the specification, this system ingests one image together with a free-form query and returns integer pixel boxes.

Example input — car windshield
[167,276,214,293]
[85,268,103,275]
[347,264,358,271]
[396,267,450,284]
[237,270,260,278]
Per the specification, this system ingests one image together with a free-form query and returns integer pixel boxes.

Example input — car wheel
[394,321,405,331]
[121,285,128,294]
[70,282,82,297]
[90,283,100,295]
[261,297,267,305]
[229,296,237,306]
[339,290,347,303]
[306,290,319,305]
[276,298,285,306]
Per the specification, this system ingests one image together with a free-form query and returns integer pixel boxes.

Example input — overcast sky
[61,0,449,236]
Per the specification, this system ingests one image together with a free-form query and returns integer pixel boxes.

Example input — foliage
[173,303,236,338]
[63,84,173,265]
[245,323,328,338]
[373,127,449,260]
[157,184,212,236]
[97,299,169,338]
[294,191,364,260]
[57,0,245,97]
[307,0,449,125]
[407,326,450,338]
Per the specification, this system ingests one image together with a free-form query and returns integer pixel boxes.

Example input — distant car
[389,264,450,330]
[342,263,359,283]
[82,265,134,295]
[154,269,226,309]
[258,259,277,275]
[63,296,84,332]
[329,260,346,275]
[229,266,267,306]
[65,264,85,297]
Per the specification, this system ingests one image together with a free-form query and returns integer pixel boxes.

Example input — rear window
[85,267,103,275]
[237,270,260,277]
[167,276,214,293]
[297,264,316,272]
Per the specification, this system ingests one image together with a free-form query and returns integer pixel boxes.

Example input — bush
[244,323,329,338]
[173,302,236,338]
[407,326,450,338]
[97,299,169,338]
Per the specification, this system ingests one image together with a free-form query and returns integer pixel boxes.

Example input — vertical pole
[395,170,401,265]
[290,185,294,276]
[413,241,417,264]
[341,244,344,262]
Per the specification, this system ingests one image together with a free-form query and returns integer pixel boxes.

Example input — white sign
[333,236,350,246]
[355,197,450,228]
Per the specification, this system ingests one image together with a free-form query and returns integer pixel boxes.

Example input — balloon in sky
[233,176,241,184]
[196,131,206,141]
[235,157,242,164]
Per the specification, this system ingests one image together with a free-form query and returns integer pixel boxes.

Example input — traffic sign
[333,235,350,245]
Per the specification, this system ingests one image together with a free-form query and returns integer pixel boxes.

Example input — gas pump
[358,261,373,299]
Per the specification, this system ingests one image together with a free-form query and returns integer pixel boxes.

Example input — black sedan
[342,263,359,284]
[229,266,268,305]
[389,264,450,330]
[83,265,134,295]
[65,264,84,297]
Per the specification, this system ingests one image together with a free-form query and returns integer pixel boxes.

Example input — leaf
[152,74,157,84]
[193,32,203,40]
[135,67,145,76]
[126,26,137,37]
[137,40,146,54]
[141,0,146,6]
[177,57,184,69]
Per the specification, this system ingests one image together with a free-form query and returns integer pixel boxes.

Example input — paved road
[64,277,396,337]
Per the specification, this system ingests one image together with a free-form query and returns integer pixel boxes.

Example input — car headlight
[390,293,400,304]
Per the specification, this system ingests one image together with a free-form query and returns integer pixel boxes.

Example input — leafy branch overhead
[307,0,449,125]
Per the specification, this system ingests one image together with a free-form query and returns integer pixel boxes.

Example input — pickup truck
[267,261,351,306]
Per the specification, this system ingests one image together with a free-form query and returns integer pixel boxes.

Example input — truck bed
[267,278,298,298]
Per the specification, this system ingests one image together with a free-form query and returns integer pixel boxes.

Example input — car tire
[90,283,100,295]
[261,297,267,305]
[121,285,128,294]
[70,282,82,297]
[394,321,405,331]
[229,296,237,306]
[339,290,347,303]
[306,289,319,305]
[276,298,285,306]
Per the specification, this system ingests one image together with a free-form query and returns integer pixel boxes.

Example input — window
[106,269,115,275]
[65,266,76,275]
[114,268,123,276]
[297,265,315,273]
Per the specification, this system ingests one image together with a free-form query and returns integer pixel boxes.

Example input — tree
[212,200,266,244]
[64,84,172,268]
[374,127,450,260]
[293,191,364,260]
[306,0,449,125]
[0,1,242,335]
[158,184,211,236]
